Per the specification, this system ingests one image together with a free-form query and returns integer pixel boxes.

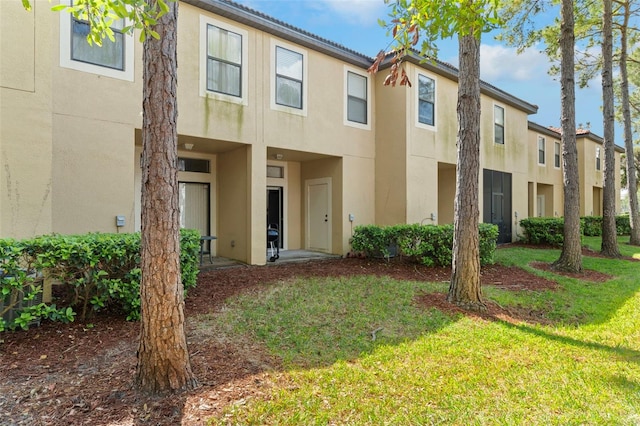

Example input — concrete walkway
[199,249,340,271]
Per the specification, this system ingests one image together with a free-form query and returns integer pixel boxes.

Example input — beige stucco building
[527,122,623,220]
[0,0,623,264]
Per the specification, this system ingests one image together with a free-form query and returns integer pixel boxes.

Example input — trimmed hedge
[581,215,631,236]
[351,223,499,267]
[1,229,200,331]
[520,215,632,246]
[519,217,566,246]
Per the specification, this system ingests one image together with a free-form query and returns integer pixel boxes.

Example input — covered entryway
[306,177,331,252]
[179,182,210,248]
[437,162,456,224]
[267,186,284,249]
[483,169,512,244]
[592,187,603,216]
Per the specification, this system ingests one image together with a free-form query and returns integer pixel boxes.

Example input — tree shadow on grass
[494,245,640,327]
[497,319,640,366]
[3,254,638,425]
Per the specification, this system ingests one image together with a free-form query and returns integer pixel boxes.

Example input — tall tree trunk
[448,32,484,311]
[619,0,640,245]
[135,0,197,394]
[553,0,583,272]
[600,0,621,257]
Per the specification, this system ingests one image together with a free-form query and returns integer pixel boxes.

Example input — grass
[210,238,640,425]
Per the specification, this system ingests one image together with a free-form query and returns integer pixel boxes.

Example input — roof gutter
[181,0,373,68]
[387,52,538,115]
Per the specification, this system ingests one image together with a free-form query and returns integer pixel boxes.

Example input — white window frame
[59,0,134,81]
[494,104,505,145]
[537,136,546,165]
[343,66,371,130]
[270,39,307,117]
[415,70,437,130]
[554,141,561,169]
[596,146,601,171]
[199,15,248,105]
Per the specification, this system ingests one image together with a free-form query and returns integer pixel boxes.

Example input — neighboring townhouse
[0,0,623,265]
[529,124,624,218]
[575,128,624,216]
[374,53,538,244]
[527,122,565,219]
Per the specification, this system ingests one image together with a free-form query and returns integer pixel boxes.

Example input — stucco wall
[374,73,407,226]
[1,1,54,238]
[217,145,250,262]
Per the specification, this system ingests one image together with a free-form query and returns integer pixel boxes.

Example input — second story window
[494,105,505,144]
[554,142,561,168]
[538,136,546,165]
[596,147,601,171]
[71,16,124,70]
[347,72,367,124]
[418,74,435,126]
[206,25,242,97]
[275,46,303,109]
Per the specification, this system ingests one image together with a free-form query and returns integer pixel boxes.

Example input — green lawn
[210,237,640,425]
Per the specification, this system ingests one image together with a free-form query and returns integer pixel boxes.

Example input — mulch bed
[0,251,626,425]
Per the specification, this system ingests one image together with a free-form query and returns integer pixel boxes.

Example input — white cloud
[313,0,387,26]
[480,44,551,83]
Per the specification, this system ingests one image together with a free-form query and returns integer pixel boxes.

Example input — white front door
[306,178,331,252]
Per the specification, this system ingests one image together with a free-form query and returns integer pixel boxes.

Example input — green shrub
[616,215,631,236]
[179,228,201,291]
[1,229,200,330]
[478,223,500,265]
[1,239,75,332]
[519,217,567,246]
[351,223,498,267]
[521,215,631,246]
[350,225,394,258]
[581,216,602,237]
[580,215,632,237]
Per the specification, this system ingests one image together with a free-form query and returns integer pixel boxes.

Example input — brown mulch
[0,254,617,425]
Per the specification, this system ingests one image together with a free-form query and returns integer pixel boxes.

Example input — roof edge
[182,0,373,68]
[379,52,539,115]
[538,123,625,153]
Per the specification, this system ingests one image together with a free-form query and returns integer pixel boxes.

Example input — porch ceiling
[134,130,246,155]
[267,147,333,163]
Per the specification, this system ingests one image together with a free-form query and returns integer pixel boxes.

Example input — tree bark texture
[135,0,197,394]
[600,0,621,257]
[553,0,583,272]
[448,32,484,311]
[619,0,640,246]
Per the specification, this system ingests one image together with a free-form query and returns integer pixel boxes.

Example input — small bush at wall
[351,223,498,267]
[350,225,392,258]
[1,239,75,332]
[0,229,200,331]
[582,215,633,236]
[615,215,631,236]
[519,217,566,246]
[520,215,631,246]
[581,216,602,237]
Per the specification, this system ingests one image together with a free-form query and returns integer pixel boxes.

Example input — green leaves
[351,223,498,266]
[42,0,176,47]
[0,229,200,331]
[384,0,503,55]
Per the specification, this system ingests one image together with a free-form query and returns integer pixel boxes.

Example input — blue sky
[235,0,607,137]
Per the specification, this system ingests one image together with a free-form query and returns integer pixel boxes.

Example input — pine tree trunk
[553,0,583,273]
[135,0,197,394]
[619,0,640,246]
[600,0,621,257]
[448,32,484,311]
